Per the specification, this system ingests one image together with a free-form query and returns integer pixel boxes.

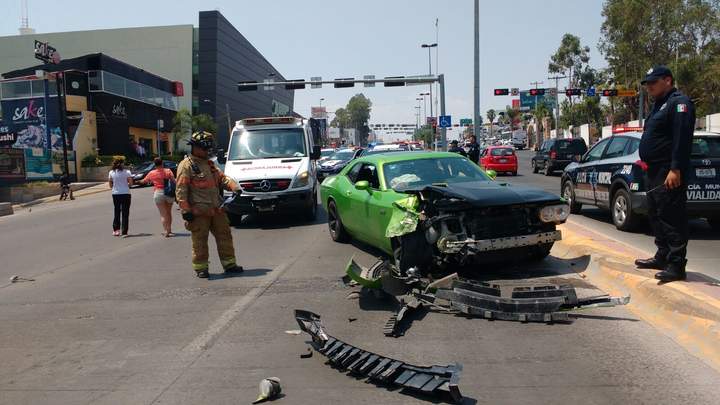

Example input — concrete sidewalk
[557,221,720,372]
[11,182,108,211]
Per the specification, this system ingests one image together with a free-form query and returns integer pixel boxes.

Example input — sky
[0,0,607,127]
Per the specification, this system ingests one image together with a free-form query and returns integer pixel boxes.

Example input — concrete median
[555,220,720,372]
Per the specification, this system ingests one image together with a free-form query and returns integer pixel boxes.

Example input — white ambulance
[222,116,321,223]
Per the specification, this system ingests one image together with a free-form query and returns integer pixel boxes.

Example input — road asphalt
[505,150,720,280]
[1,184,719,404]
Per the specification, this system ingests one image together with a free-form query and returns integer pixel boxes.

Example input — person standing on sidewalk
[176,131,243,278]
[139,157,176,237]
[108,157,133,237]
[635,66,695,282]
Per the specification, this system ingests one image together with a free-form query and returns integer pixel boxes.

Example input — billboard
[311,106,327,119]
[0,97,61,150]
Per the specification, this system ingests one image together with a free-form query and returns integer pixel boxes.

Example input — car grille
[239,179,291,192]
[464,206,534,239]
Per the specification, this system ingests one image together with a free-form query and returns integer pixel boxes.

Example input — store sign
[0,148,26,179]
[0,130,16,147]
[34,40,60,64]
[0,97,60,150]
[112,101,127,119]
[11,99,45,124]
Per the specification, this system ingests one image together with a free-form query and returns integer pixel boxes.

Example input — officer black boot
[224,265,244,273]
[196,269,209,278]
[634,257,666,270]
[654,263,687,282]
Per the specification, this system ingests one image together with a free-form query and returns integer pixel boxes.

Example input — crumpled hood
[409,181,562,209]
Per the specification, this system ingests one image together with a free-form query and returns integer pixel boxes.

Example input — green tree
[549,33,591,88]
[171,108,193,150]
[330,107,351,128]
[505,106,521,129]
[486,109,496,136]
[191,114,217,135]
[346,94,373,144]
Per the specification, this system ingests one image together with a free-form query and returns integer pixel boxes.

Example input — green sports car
[320,151,570,274]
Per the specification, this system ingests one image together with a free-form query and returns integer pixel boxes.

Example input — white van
[222,116,321,223]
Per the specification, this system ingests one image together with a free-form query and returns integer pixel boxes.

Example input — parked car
[131,160,178,186]
[531,138,588,176]
[480,145,518,176]
[561,131,720,231]
[317,148,362,183]
[320,152,569,275]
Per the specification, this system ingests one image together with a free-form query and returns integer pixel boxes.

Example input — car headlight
[292,170,310,188]
[539,204,570,223]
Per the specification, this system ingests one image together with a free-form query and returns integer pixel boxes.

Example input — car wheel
[528,242,553,261]
[531,160,539,173]
[543,162,553,176]
[512,171,517,176]
[304,192,317,221]
[707,217,720,232]
[392,232,431,274]
[327,200,349,242]
[611,188,639,231]
[562,181,582,214]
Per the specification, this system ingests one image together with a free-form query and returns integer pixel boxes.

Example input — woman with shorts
[140,157,176,237]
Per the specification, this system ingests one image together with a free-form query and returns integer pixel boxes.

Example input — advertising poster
[24,148,53,179]
[0,97,61,150]
[0,148,26,180]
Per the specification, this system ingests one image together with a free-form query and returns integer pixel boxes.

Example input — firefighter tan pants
[185,212,236,272]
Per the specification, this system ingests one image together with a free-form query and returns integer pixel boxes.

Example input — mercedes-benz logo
[259,179,272,191]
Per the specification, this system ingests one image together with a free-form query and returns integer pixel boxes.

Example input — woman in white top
[108,157,133,237]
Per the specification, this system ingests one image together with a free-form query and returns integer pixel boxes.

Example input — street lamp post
[421,43,437,118]
[419,92,430,123]
[319,98,324,107]
[202,98,232,141]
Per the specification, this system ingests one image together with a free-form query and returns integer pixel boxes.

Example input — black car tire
[511,171,517,176]
[528,242,553,261]
[304,190,318,221]
[708,217,720,232]
[531,160,539,173]
[611,188,639,231]
[543,161,553,176]
[562,181,582,214]
[327,200,349,242]
[392,232,431,274]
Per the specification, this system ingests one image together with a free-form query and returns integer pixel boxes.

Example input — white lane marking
[182,262,292,352]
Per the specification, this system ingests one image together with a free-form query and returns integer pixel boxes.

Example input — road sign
[405,74,433,86]
[426,116,437,126]
[439,115,452,128]
[586,87,596,97]
[547,88,557,96]
[363,75,375,87]
[511,88,520,96]
[617,90,638,97]
[310,77,322,89]
[263,79,275,91]
[460,118,472,126]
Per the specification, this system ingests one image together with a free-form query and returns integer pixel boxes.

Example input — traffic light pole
[473,0,480,140]
[439,74,446,150]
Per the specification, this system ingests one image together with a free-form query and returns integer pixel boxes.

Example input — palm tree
[486,109,496,136]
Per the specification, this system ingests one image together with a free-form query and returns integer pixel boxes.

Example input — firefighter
[176,131,243,278]
[635,66,695,282]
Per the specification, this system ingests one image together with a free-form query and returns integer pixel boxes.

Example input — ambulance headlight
[292,171,310,188]
[539,204,570,223]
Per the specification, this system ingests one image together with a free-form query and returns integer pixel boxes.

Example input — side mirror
[310,145,321,160]
[486,170,497,180]
[354,180,370,191]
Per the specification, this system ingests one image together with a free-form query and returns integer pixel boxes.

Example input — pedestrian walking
[635,66,695,282]
[448,140,467,157]
[59,171,74,200]
[176,131,243,278]
[108,157,133,237]
[466,135,481,164]
[139,157,176,237]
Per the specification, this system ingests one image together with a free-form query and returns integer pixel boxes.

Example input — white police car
[561,129,720,231]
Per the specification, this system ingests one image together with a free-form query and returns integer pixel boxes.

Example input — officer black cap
[641,65,673,84]
[450,139,459,145]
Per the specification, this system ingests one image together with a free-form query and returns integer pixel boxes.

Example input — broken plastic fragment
[385,195,420,238]
[345,257,385,289]
[253,377,281,404]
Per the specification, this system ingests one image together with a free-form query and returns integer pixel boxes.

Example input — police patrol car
[561,128,720,231]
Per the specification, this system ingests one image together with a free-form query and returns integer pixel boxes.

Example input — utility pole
[473,0,480,140]
[225,103,232,137]
[638,85,645,127]
[421,43,437,118]
[548,75,567,137]
[530,81,543,147]
[435,18,439,123]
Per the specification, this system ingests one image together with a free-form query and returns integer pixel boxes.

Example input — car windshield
[327,150,355,161]
[691,137,720,158]
[491,148,514,156]
[383,157,491,191]
[321,149,335,157]
[228,127,306,160]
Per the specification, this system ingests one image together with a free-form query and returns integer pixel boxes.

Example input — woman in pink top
[140,157,176,237]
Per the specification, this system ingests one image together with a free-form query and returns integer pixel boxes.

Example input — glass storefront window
[140,84,155,105]
[103,71,125,96]
[125,81,141,100]
[86,70,178,111]
[1,81,32,99]
[89,71,101,91]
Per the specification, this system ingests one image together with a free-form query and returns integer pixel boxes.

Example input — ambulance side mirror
[310,145,321,160]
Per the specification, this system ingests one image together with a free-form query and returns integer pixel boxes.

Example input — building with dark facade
[195,10,294,147]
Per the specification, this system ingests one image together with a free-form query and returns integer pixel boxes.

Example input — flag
[677,104,688,113]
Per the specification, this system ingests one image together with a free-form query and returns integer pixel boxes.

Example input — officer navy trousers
[646,165,688,266]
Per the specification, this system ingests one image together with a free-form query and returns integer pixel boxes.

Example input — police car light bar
[241,117,298,125]
[612,126,643,134]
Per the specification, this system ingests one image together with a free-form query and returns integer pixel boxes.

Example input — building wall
[0,25,193,111]
[197,11,294,148]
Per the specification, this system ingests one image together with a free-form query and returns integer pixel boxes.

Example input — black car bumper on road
[224,189,315,215]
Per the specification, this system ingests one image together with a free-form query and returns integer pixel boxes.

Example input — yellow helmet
[188,131,215,150]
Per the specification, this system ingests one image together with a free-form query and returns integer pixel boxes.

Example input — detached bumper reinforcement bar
[295,309,463,403]
[441,230,562,253]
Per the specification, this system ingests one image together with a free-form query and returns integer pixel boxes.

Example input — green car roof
[355,151,462,164]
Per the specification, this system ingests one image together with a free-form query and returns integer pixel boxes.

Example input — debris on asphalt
[284,329,301,335]
[345,291,361,300]
[295,309,463,403]
[348,317,357,322]
[300,348,313,359]
[9,275,35,283]
[253,377,282,404]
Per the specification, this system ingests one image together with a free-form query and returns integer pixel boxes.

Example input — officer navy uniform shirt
[639,88,696,172]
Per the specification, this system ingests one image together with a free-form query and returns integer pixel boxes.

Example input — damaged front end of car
[387,183,570,275]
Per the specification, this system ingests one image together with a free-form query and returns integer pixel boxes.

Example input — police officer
[448,140,467,157]
[635,66,695,282]
[466,135,481,164]
[176,131,243,278]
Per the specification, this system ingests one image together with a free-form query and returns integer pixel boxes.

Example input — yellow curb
[555,222,720,372]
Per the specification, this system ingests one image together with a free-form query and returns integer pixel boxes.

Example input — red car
[480,146,518,176]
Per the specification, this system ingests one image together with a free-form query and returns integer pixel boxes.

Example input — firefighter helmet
[188,131,215,150]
